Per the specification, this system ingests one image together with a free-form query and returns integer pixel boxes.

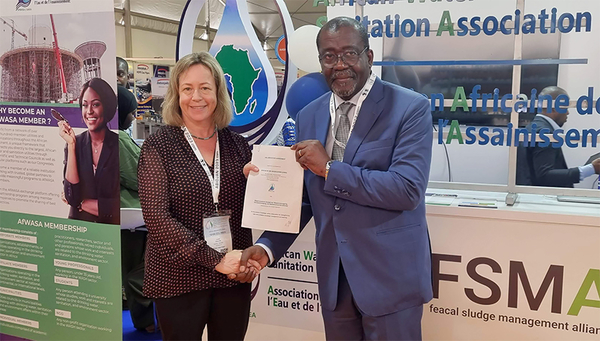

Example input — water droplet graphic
[178,0,297,144]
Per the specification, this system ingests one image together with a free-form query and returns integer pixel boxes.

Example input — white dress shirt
[325,80,372,157]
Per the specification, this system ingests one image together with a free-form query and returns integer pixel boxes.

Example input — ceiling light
[200,32,209,40]
[263,41,269,51]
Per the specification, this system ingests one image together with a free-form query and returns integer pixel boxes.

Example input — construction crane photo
[0,15,83,103]
[0,17,28,50]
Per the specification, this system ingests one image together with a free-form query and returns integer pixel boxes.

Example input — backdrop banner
[249,212,600,340]
[0,0,121,339]
[424,211,600,340]
[250,221,323,332]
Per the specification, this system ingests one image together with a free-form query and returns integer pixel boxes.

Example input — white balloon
[288,25,322,73]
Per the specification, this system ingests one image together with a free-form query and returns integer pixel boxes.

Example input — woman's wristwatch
[325,160,333,180]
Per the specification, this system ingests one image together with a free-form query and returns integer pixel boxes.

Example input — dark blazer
[258,78,434,317]
[516,115,580,188]
[63,129,120,224]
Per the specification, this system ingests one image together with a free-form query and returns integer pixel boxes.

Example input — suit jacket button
[334,204,341,211]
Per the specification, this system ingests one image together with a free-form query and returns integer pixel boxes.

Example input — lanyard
[329,73,377,149]
[182,126,221,212]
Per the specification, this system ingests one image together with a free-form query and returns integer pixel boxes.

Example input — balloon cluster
[285,73,329,120]
[288,25,321,73]
[285,25,331,119]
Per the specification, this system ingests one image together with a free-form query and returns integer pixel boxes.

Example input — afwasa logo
[433,253,600,317]
[215,45,261,116]
[16,0,31,10]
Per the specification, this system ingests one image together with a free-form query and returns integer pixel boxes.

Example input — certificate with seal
[242,145,304,233]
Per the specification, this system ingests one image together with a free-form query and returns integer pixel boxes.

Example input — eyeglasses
[318,46,368,68]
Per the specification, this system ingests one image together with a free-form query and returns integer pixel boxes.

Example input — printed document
[242,145,303,233]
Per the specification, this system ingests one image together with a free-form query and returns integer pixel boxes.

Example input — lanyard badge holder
[202,210,232,254]
[182,126,232,254]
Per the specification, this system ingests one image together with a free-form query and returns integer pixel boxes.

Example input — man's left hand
[291,140,330,178]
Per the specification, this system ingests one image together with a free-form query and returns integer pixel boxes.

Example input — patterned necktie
[332,102,353,161]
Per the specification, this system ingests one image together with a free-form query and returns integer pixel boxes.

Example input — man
[516,86,600,187]
[236,17,433,340]
[117,83,156,333]
[117,56,130,88]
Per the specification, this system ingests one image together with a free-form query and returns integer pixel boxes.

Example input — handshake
[214,246,269,283]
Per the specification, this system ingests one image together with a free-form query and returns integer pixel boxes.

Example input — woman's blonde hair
[162,52,232,129]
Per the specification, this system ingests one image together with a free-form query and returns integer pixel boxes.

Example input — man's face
[318,26,373,100]
[117,68,128,87]
[554,109,569,127]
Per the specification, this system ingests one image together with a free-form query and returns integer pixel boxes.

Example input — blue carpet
[122,310,162,341]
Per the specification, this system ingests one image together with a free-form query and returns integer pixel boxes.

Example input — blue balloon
[286,72,329,120]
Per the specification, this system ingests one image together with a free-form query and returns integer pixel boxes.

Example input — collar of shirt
[536,114,560,131]
[326,74,375,157]
[332,74,373,127]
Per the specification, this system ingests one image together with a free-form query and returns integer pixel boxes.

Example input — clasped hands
[214,246,270,283]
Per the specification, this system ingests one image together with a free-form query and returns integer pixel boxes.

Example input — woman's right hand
[215,250,242,275]
[58,121,76,145]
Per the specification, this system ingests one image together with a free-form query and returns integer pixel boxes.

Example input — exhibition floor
[122,311,161,341]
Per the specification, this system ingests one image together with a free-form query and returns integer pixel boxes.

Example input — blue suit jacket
[258,77,433,316]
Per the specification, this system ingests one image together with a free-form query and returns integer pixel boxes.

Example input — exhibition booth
[0,0,598,340]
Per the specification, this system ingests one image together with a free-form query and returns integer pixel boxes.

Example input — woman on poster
[58,78,120,224]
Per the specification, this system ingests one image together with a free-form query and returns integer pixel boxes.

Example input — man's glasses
[319,46,368,68]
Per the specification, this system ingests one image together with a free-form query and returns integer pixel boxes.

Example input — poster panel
[150,65,169,114]
[134,63,153,118]
[0,0,121,339]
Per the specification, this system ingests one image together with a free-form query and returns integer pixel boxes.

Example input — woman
[58,78,119,224]
[138,52,259,341]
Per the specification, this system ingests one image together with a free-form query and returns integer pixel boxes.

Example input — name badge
[203,210,232,253]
